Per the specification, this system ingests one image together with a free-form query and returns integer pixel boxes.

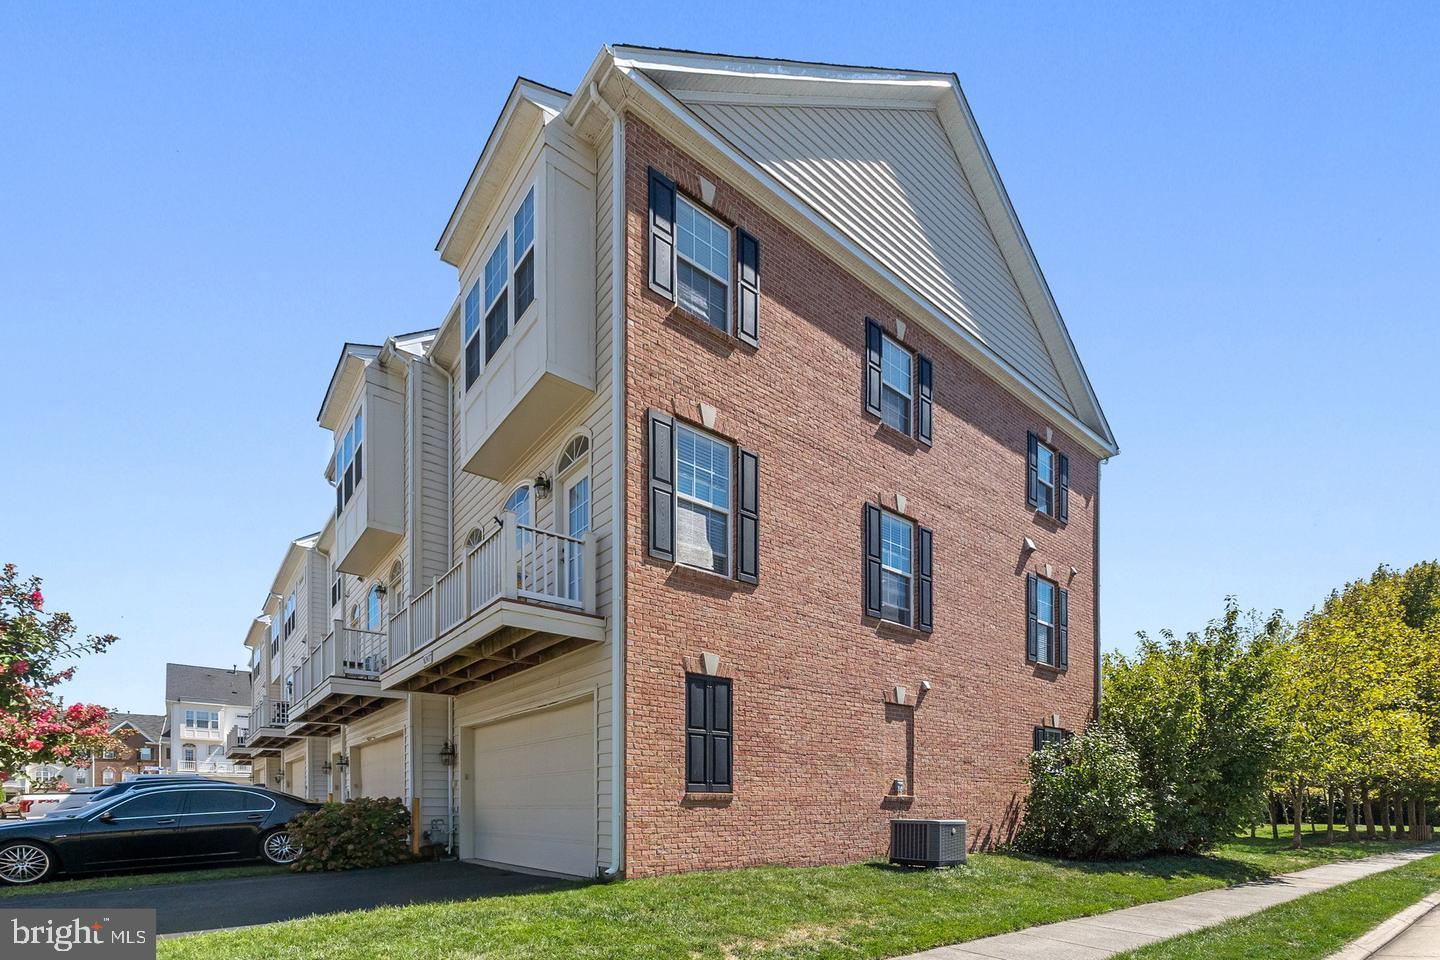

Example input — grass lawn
[0,864,286,900]
[157,834,1424,960]
[1116,851,1440,960]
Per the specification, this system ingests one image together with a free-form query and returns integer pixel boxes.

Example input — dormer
[433,80,597,480]
[318,343,405,574]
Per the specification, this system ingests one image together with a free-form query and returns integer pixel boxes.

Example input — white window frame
[1034,442,1056,517]
[1034,576,1057,666]
[879,333,913,435]
[512,186,536,322]
[878,509,916,627]
[675,194,732,333]
[557,435,592,600]
[673,422,733,577]
[335,406,364,514]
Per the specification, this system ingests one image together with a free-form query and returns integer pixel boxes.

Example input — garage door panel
[356,736,404,800]
[470,699,595,877]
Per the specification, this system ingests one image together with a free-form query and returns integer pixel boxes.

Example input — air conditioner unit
[890,818,967,868]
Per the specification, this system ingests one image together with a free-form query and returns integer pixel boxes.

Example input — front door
[562,474,590,600]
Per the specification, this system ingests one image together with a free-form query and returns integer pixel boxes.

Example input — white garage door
[355,736,404,800]
[470,699,595,877]
[284,758,305,798]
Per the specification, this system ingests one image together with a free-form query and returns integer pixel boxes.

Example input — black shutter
[737,448,759,584]
[916,354,933,446]
[1057,587,1069,669]
[1026,574,1039,662]
[647,411,675,562]
[685,674,732,793]
[648,168,677,299]
[1033,726,1044,752]
[864,318,883,417]
[917,525,933,632]
[736,228,760,347]
[863,503,883,619]
[1026,432,1040,509]
[1057,453,1070,524]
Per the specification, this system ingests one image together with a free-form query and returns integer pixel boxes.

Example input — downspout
[1093,461,1103,724]
[591,80,627,879]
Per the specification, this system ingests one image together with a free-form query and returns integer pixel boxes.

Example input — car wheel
[0,842,55,886]
[260,828,301,865]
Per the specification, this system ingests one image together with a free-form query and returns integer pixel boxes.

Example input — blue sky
[2,3,1437,712]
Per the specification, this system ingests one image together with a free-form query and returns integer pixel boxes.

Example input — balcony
[179,726,223,741]
[244,697,293,755]
[224,720,251,760]
[285,621,403,735]
[382,513,604,696]
[179,759,250,776]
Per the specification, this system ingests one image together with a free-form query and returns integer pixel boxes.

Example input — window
[102,768,115,784]
[331,572,342,609]
[183,710,219,730]
[505,485,531,527]
[182,744,196,764]
[1026,574,1068,668]
[879,511,914,626]
[1033,726,1071,752]
[335,408,364,515]
[675,424,731,575]
[675,196,731,331]
[879,334,912,435]
[484,236,509,361]
[109,790,185,819]
[464,527,484,549]
[513,187,535,319]
[387,561,404,617]
[269,618,280,659]
[102,747,116,759]
[139,746,152,762]
[1026,432,1069,522]
[463,281,482,389]
[684,674,732,793]
[283,592,296,639]
[559,435,591,600]
[366,584,382,631]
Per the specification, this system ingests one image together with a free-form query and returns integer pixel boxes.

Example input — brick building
[223,45,1116,879]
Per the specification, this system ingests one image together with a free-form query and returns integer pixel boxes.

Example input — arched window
[556,435,590,598]
[504,485,531,527]
[556,435,589,476]
[366,584,383,630]
[464,527,484,549]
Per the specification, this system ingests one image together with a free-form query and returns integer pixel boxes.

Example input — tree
[1014,727,1156,860]
[0,563,118,775]
[1102,600,1286,853]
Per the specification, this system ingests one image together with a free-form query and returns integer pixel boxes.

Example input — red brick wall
[622,117,1100,877]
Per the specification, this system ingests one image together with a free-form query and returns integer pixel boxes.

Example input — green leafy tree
[1102,600,1286,853]
[1015,727,1156,860]
[0,564,119,775]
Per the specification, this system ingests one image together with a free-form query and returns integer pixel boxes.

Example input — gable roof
[107,712,164,743]
[164,663,250,707]
[578,45,1116,455]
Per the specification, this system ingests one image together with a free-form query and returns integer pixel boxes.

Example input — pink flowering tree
[0,564,119,776]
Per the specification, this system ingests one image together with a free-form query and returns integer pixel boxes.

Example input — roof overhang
[574,46,1117,458]
[316,343,381,430]
[266,532,320,600]
[436,79,572,268]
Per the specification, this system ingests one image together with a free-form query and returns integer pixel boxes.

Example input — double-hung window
[675,196,731,332]
[463,282,482,389]
[184,710,218,730]
[1026,432,1069,523]
[1026,573,1068,668]
[282,593,296,640]
[879,335,912,435]
[513,188,535,319]
[269,618,280,659]
[674,424,732,575]
[879,511,914,626]
[483,237,509,362]
[335,408,363,515]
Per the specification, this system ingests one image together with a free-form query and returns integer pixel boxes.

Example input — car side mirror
[97,810,115,823]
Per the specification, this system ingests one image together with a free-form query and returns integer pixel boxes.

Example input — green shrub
[288,796,414,872]
[1015,727,1156,860]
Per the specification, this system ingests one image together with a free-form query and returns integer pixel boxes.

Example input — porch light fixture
[335,754,350,771]
[272,772,283,785]
[321,760,332,775]
[533,473,552,498]
[439,740,457,767]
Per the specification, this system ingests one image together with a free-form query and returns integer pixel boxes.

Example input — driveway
[3,861,573,935]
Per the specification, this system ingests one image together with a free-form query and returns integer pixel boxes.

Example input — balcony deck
[244,698,293,755]
[382,515,604,696]
[285,622,403,736]
[223,721,252,760]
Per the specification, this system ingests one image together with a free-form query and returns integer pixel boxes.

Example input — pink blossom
[11,660,27,675]
[30,589,42,610]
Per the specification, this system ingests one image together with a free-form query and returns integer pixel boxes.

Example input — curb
[1326,891,1440,960]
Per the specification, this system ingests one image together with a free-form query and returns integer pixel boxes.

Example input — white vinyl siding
[680,100,1073,410]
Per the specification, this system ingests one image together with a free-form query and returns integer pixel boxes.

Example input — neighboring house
[90,713,165,786]
[164,664,252,783]
[17,763,88,791]
[225,45,1117,879]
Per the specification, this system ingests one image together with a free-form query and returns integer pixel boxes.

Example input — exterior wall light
[439,740,457,767]
[335,754,350,771]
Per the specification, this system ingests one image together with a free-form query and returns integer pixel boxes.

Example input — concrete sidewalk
[898,844,1440,960]
[1344,892,1440,959]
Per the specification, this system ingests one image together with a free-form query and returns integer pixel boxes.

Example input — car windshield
[50,791,103,812]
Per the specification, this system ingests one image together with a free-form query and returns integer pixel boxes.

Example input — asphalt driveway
[3,860,574,935]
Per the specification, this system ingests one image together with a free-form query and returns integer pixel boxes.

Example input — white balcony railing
[179,758,250,775]
[179,726,223,740]
[388,511,596,666]
[252,697,290,730]
[290,622,390,709]
[225,721,250,754]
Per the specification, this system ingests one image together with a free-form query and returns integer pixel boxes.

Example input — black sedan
[0,780,320,886]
